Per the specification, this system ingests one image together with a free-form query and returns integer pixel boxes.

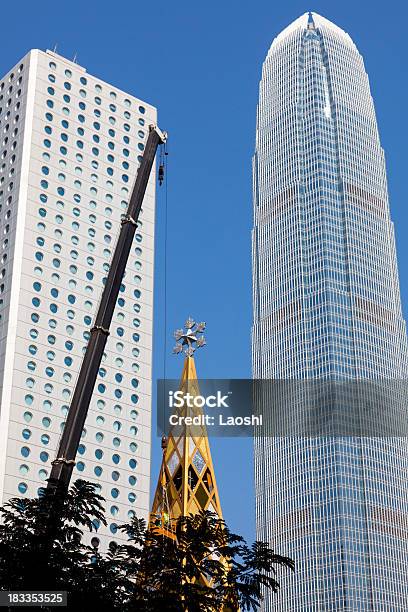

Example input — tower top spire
[150,318,222,540]
[307,11,316,29]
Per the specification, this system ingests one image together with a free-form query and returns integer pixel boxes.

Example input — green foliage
[0,480,293,611]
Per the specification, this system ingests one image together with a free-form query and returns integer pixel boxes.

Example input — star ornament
[172,318,206,356]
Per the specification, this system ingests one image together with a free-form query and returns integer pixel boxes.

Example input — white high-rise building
[0,49,157,547]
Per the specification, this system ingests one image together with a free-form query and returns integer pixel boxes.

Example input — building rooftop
[268,12,354,55]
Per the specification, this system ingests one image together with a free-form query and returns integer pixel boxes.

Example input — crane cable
[161,141,168,387]
[158,141,176,546]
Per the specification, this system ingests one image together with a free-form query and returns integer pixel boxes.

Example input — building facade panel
[0,49,157,547]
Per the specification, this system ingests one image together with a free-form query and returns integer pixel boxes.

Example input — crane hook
[158,163,165,186]
[158,142,168,186]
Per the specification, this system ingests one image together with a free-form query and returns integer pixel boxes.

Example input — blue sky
[2,0,408,544]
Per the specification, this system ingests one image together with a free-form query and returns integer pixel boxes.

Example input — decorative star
[173,318,206,356]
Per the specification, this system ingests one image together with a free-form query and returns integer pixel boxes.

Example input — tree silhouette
[117,510,294,611]
[0,480,293,611]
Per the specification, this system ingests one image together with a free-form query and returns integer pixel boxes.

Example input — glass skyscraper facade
[252,13,408,610]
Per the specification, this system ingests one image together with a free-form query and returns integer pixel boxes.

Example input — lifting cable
[158,141,176,546]
[160,140,169,387]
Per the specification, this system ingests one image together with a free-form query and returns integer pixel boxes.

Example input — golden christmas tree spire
[150,318,223,539]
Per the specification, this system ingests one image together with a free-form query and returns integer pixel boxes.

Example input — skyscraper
[252,12,408,610]
[0,49,156,548]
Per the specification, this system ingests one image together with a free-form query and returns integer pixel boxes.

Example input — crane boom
[47,125,167,495]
